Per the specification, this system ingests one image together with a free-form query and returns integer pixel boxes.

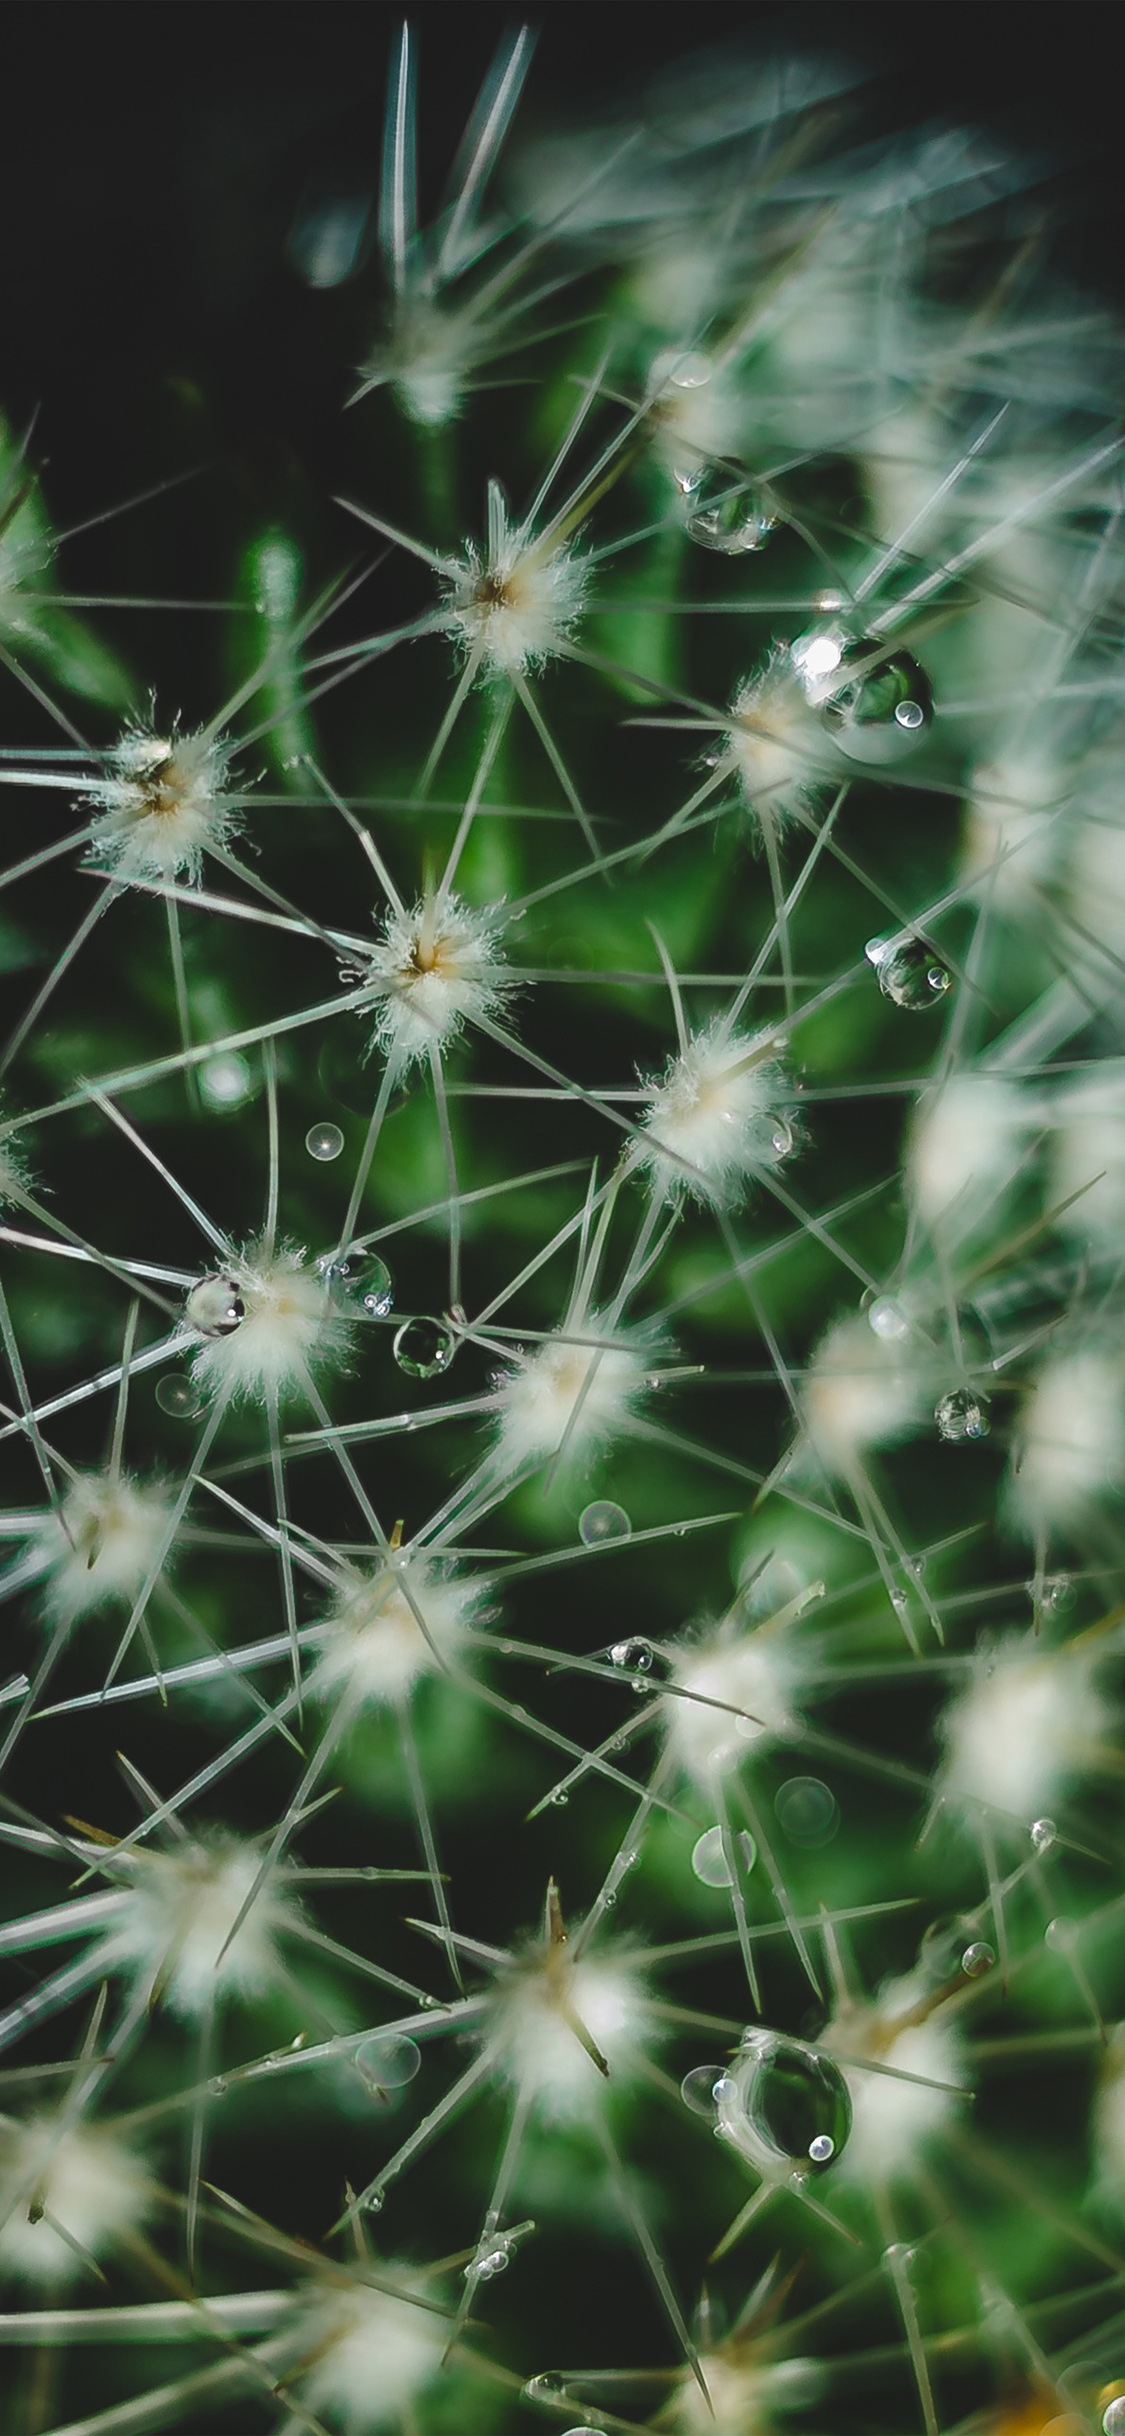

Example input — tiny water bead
[1031,1816,1058,1853]
[681,2063,737,2118]
[609,1636,655,1674]
[1102,2400,1125,2436]
[774,1776,839,1847]
[865,932,952,1010]
[185,1272,245,1338]
[578,1500,631,1547]
[866,1293,910,1342]
[936,1386,991,1441]
[960,1940,996,1977]
[305,1120,344,1162]
[155,1374,205,1420]
[199,1053,254,1111]
[354,2033,421,2095]
[691,1824,758,1887]
[684,469,778,554]
[393,1316,455,1378]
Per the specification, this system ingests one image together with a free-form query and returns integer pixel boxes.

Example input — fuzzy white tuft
[827,1974,966,2182]
[484,1935,655,2119]
[907,1076,1030,1234]
[0,2111,152,2286]
[287,2270,445,2426]
[961,750,1065,909]
[671,2350,819,2436]
[97,1832,299,2018]
[935,1632,1110,1824]
[29,1471,175,1626]
[663,1621,801,1784]
[1049,1063,1125,1243]
[185,1243,351,1404]
[800,1313,924,1474]
[1007,1348,1125,1536]
[359,891,511,1068]
[721,651,827,831]
[488,1321,650,1475]
[630,1022,791,1207]
[310,1555,484,1709]
[87,726,236,883]
[445,495,587,675]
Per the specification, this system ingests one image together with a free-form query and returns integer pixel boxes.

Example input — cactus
[2,24,1125,2436]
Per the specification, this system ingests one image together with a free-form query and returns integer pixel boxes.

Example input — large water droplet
[306,1120,344,1162]
[579,1500,631,1547]
[1031,1816,1057,1854]
[200,1054,253,1111]
[774,1777,839,1848]
[865,932,952,1010]
[813,636,933,763]
[185,1272,245,1339]
[960,1940,995,1978]
[354,2032,421,2094]
[1102,2398,1125,2436]
[316,1245,394,1320]
[156,1373,205,1419]
[691,1824,757,1887]
[738,2035,852,2171]
[609,1636,655,1675]
[936,1386,990,1441]
[393,1316,454,1377]
[684,469,778,555]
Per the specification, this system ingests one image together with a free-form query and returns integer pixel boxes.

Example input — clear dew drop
[684,468,778,555]
[199,1053,253,1111]
[865,932,952,1010]
[354,2032,421,2094]
[467,2240,511,2282]
[742,2035,852,2171]
[579,1500,632,1547]
[1102,2400,1125,2436]
[961,1940,996,1977]
[522,2377,567,2403]
[1044,1572,1075,1613]
[1031,1816,1057,1854]
[305,1120,344,1162]
[185,1272,245,1339]
[936,1386,991,1441]
[393,1316,455,1378]
[691,1824,758,1887]
[316,1245,394,1319]
[1045,1915,1073,1953]
[156,1373,205,1420]
[774,1776,839,1848]
[610,1636,654,1674]
[681,2063,732,2118]
[866,1293,910,1342]
[811,635,934,763]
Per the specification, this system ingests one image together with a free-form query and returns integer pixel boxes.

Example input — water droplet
[808,2133,835,2162]
[522,2374,566,2402]
[658,347,712,391]
[355,2032,421,2094]
[1045,1915,1073,1953]
[691,1825,757,1887]
[393,1316,454,1378]
[865,931,952,1010]
[185,1272,245,1339]
[771,1116,795,1157]
[961,1940,995,1977]
[467,2240,511,2282]
[1102,2399,1125,2436]
[603,1888,617,1907]
[681,2063,730,2118]
[209,2077,228,2098]
[548,1787,569,1807]
[199,1054,253,1111]
[813,636,933,763]
[306,1121,344,1162]
[684,469,778,555]
[1031,1816,1057,1854]
[936,1386,990,1441]
[1044,1572,1075,1613]
[579,1500,631,1547]
[316,1246,394,1320]
[736,2035,852,2171]
[156,1373,204,1419]
[610,1636,654,1674]
[866,1293,910,1342]
[775,1777,839,1848]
